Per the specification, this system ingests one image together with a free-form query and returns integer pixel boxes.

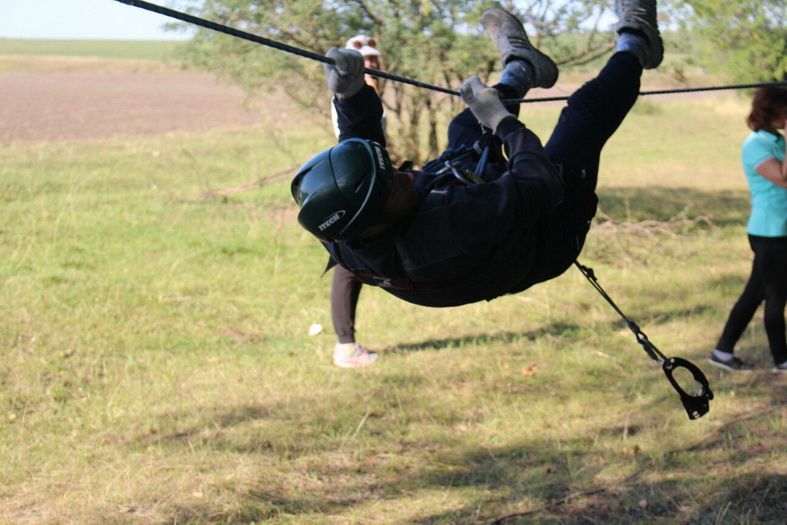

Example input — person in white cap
[329,35,386,368]
[345,35,383,92]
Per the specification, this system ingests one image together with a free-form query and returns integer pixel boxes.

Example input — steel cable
[115,0,787,104]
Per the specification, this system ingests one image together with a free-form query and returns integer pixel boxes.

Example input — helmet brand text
[373,145,386,171]
[318,210,346,231]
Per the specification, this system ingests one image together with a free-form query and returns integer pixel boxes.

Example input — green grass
[0,38,184,61]
[1,87,786,524]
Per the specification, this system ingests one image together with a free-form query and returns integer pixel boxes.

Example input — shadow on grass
[133,404,272,447]
[134,378,786,524]
[133,185,776,523]
[384,321,582,354]
[408,433,787,524]
[597,187,749,227]
[157,420,787,524]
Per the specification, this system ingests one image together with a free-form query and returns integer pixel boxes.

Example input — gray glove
[460,76,515,132]
[323,47,366,99]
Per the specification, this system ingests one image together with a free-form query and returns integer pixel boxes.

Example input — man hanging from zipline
[292,1,663,327]
[111,0,710,418]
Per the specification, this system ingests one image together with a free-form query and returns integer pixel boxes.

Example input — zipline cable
[113,0,460,97]
[115,0,787,104]
[513,81,787,104]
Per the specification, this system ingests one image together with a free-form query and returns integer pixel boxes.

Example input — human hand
[460,76,515,132]
[323,47,365,99]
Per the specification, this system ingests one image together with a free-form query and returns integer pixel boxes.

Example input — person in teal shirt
[709,86,787,373]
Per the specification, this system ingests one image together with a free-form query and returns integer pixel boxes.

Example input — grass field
[1,46,786,524]
[0,39,184,61]
[0,39,186,74]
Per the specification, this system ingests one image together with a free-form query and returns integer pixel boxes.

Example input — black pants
[716,235,787,365]
[331,265,362,344]
[443,51,642,195]
[439,51,642,279]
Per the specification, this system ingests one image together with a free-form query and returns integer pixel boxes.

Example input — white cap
[345,34,381,57]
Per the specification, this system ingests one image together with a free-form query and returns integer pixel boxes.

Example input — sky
[0,0,193,40]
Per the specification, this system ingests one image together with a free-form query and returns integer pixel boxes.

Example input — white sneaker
[773,361,787,374]
[333,343,378,368]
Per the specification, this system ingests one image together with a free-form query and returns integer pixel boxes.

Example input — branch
[557,42,616,67]
[348,0,385,26]
[185,166,298,202]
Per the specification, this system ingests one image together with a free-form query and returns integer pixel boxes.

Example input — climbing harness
[114,0,787,105]
[434,127,496,185]
[117,0,720,418]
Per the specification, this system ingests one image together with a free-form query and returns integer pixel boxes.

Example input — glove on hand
[460,76,515,132]
[324,47,366,99]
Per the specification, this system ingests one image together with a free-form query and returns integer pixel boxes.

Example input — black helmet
[291,138,394,241]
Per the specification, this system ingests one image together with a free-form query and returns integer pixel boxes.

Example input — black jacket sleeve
[495,116,563,209]
[333,85,386,146]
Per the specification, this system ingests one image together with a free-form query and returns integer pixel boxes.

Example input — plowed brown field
[0,67,265,144]
[0,56,727,145]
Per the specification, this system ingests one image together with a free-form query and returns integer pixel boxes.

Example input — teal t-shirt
[742,130,787,237]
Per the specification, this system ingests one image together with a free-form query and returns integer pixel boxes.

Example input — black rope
[115,0,787,103]
[112,0,460,97]
[574,259,715,420]
[574,261,668,363]
[512,81,787,104]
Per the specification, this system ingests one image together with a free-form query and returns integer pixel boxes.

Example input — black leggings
[331,265,362,344]
[716,235,787,364]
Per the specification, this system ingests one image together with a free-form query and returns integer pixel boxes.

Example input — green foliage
[674,0,786,82]
[175,1,619,163]
[171,0,784,160]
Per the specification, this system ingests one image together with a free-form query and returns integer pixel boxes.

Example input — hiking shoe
[613,0,664,69]
[707,353,752,373]
[481,7,558,89]
[773,361,787,374]
[333,343,378,368]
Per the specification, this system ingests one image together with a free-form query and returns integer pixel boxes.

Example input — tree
[672,0,786,82]
[175,1,619,164]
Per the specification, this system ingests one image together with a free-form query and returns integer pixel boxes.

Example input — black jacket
[323,85,578,307]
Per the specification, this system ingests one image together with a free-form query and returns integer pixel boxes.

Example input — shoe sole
[334,359,377,368]
[707,358,752,373]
